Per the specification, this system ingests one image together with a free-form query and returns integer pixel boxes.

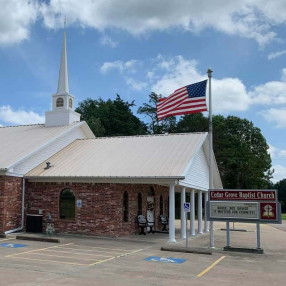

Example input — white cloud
[39,0,286,46]
[261,108,286,128]
[0,105,44,125]
[249,81,286,105]
[268,50,286,60]
[150,55,251,113]
[125,77,147,91]
[268,144,278,158]
[279,150,286,156]
[212,78,250,113]
[0,0,38,45]
[151,55,202,96]
[272,165,286,183]
[100,35,118,48]
[100,60,139,74]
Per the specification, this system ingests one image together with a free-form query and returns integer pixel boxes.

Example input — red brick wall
[25,182,169,237]
[0,175,22,233]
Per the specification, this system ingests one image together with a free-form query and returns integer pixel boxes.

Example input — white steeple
[45,30,81,127]
[57,31,69,95]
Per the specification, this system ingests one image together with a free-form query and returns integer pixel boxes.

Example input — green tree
[176,114,273,189]
[274,179,286,213]
[76,95,147,137]
[137,92,176,134]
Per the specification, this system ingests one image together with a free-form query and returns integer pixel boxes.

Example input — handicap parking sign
[183,202,191,212]
[0,243,27,248]
[144,256,186,264]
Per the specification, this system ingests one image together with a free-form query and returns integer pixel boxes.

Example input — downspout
[4,177,25,234]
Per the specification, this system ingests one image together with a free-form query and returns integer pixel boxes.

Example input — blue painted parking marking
[144,256,186,264]
[0,243,27,248]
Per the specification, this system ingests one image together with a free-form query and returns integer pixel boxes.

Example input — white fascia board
[182,132,208,177]
[25,176,184,185]
[178,181,208,191]
[80,121,96,139]
[7,121,86,171]
[5,171,23,178]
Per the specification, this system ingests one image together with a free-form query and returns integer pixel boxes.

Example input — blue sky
[0,0,285,183]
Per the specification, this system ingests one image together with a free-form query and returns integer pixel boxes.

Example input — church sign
[207,189,281,224]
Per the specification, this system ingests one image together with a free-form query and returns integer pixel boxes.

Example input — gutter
[4,177,25,234]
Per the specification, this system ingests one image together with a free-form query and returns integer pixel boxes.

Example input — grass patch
[282,213,286,220]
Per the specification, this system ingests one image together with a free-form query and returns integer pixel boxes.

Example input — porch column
[180,187,186,239]
[204,191,210,232]
[168,183,176,243]
[198,190,203,234]
[190,189,196,236]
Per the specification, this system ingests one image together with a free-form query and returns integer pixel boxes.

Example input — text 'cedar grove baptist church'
[210,190,276,201]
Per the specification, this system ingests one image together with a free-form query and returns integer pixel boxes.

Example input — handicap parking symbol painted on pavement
[144,256,187,264]
[0,243,27,248]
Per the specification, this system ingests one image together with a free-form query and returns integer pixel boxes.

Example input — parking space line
[88,248,144,266]
[30,252,102,261]
[43,249,114,258]
[5,243,74,258]
[69,245,139,252]
[0,238,15,242]
[9,256,89,266]
[53,246,126,255]
[197,256,226,278]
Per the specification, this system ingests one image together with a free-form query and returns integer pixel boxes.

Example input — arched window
[138,193,142,215]
[148,186,155,197]
[69,98,73,108]
[123,191,129,222]
[160,195,163,215]
[56,97,64,107]
[60,189,75,219]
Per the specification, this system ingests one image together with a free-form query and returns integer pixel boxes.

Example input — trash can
[26,214,43,233]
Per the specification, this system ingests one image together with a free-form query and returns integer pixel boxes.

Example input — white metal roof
[0,122,87,169]
[27,133,209,180]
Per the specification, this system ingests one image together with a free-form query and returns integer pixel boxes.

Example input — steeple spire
[45,25,81,127]
[57,31,69,94]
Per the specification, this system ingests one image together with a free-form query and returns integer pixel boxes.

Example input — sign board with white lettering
[209,202,259,220]
[207,189,281,224]
[209,189,277,202]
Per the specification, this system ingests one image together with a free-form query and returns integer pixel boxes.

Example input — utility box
[26,214,43,233]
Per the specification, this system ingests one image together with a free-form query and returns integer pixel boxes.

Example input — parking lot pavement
[0,221,285,286]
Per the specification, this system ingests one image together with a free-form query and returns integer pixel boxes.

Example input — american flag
[156,80,208,120]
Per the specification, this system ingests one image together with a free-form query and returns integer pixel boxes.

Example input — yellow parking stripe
[53,246,126,255]
[9,256,88,266]
[66,245,138,252]
[43,249,114,258]
[197,256,226,278]
[0,238,15,242]
[30,252,102,261]
[5,243,74,258]
[89,248,143,266]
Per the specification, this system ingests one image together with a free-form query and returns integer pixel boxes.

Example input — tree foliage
[274,179,286,212]
[137,92,176,134]
[176,114,272,189]
[76,95,147,137]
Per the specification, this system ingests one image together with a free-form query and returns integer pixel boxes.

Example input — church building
[0,32,222,242]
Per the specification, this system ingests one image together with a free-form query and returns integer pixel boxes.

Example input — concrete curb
[16,235,60,243]
[223,246,264,254]
[161,246,212,255]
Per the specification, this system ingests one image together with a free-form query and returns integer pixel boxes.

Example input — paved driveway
[0,221,285,286]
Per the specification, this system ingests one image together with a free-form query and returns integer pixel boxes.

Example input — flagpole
[207,68,215,248]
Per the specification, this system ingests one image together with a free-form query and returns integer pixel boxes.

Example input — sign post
[183,202,191,248]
